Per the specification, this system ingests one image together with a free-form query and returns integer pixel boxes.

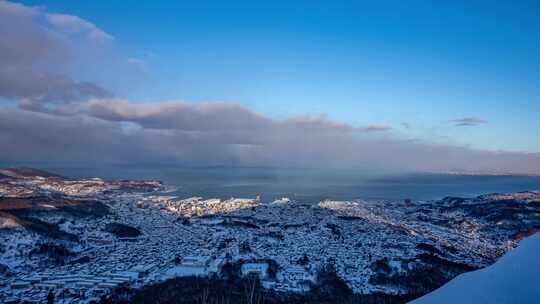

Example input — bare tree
[196,286,210,304]
[243,274,257,304]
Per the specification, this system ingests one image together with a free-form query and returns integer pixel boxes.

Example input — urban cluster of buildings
[1,169,538,303]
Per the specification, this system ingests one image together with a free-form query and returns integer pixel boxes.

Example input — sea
[41,166,540,204]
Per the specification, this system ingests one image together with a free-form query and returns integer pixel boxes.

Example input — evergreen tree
[100,295,110,304]
[47,290,54,304]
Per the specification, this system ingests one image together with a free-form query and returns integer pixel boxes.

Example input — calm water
[40,166,540,203]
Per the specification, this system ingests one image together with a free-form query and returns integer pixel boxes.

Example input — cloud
[127,57,146,70]
[359,125,392,132]
[0,0,35,17]
[1,104,539,174]
[54,100,393,138]
[58,99,274,131]
[56,99,388,133]
[46,13,113,42]
[0,0,113,110]
[0,1,538,175]
[401,122,412,129]
[450,117,487,127]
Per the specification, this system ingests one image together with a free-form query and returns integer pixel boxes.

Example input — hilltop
[0,167,66,179]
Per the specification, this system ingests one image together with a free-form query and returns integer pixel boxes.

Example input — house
[131,263,158,276]
[10,281,30,289]
[241,263,269,279]
[181,256,210,267]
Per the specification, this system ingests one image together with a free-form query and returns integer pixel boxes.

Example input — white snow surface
[410,232,540,304]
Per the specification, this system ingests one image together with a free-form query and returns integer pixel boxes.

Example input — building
[181,256,210,268]
[241,263,269,279]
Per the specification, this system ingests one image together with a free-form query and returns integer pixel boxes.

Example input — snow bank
[410,232,540,304]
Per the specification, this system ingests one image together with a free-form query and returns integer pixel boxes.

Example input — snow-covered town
[1,168,540,303]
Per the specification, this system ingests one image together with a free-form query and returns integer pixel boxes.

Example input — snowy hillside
[411,232,540,304]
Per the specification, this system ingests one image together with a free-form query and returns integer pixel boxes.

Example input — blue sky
[15,0,540,152]
[1,0,539,173]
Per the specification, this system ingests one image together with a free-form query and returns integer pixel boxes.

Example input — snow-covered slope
[410,232,540,304]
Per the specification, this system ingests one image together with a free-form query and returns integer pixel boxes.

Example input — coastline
[1,168,540,303]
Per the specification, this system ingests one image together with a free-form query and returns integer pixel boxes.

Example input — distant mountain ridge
[0,167,66,179]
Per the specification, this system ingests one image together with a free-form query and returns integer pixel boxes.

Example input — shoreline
[1,168,540,303]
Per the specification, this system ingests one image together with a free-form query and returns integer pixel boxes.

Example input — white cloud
[0,1,112,109]
[0,1,537,175]
[46,13,113,41]
[450,117,487,127]
[1,101,539,174]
